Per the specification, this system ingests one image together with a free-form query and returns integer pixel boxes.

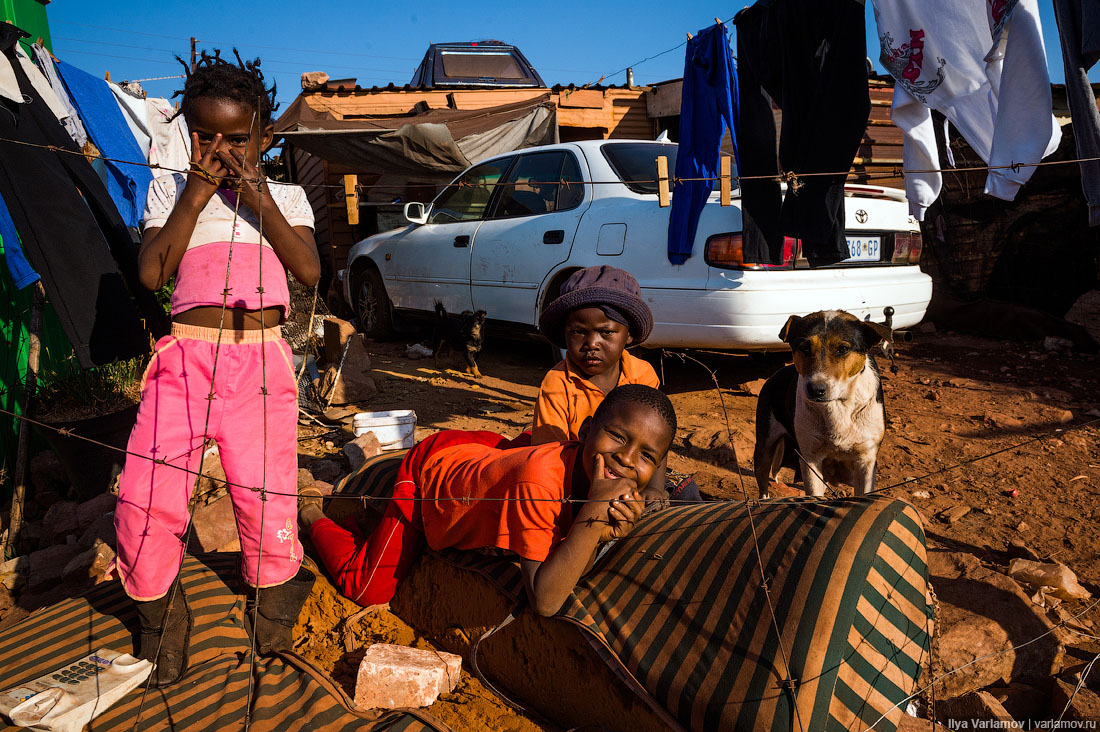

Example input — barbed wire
[2,132,1098,198]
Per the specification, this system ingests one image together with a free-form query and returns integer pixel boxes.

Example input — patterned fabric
[0,555,452,732]
[558,495,933,732]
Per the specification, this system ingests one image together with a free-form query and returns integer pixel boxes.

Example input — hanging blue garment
[667,23,740,265]
[0,194,39,289]
[55,59,152,228]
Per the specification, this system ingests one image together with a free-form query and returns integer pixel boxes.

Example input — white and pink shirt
[143,173,315,319]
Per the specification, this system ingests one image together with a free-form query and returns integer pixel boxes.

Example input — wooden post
[343,175,360,226]
[3,282,45,560]
[190,37,197,74]
[656,156,670,208]
[720,156,731,207]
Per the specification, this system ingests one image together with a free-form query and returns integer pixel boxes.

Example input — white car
[340,139,931,350]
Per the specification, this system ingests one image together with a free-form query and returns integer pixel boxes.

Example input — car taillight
[705,234,796,270]
[908,230,922,264]
[892,232,912,264]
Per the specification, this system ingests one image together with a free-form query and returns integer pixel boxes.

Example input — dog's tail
[434,301,447,320]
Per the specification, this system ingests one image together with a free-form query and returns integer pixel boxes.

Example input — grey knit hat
[538,266,653,348]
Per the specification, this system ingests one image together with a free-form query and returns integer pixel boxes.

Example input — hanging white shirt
[872,0,1061,219]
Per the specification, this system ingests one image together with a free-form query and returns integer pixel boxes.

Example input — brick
[354,644,462,710]
[309,459,343,483]
[189,493,238,553]
[78,514,117,549]
[77,493,117,528]
[323,317,360,365]
[41,500,80,543]
[28,544,85,591]
[343,432,382,472]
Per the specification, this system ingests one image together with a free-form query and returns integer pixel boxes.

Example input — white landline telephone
[0,649,152,732]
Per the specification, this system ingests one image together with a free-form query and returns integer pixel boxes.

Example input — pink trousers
[115,323,302,600]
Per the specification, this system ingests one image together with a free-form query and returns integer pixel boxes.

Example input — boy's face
[579,400,673,491]
[186,97,273,167]
[564,307,632,378]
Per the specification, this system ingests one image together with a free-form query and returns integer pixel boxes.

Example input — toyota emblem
[855,209,868,224]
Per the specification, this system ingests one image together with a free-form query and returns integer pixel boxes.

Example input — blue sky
[46,0,1097,115]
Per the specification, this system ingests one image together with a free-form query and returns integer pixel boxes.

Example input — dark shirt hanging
[1052,0,1100,227]
[735,0,871,265]
[0,22,167,367]
[667,23,740,265]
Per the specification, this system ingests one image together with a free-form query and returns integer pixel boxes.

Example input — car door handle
[453,235,470,247]
[543,230,565,244]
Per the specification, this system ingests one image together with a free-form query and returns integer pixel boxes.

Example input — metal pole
[190,37,197,74]
[3,281,45,560]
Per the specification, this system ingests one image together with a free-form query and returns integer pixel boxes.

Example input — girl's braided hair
[173,49,278,126]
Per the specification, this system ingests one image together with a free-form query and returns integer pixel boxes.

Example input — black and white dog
[753,310,893,497]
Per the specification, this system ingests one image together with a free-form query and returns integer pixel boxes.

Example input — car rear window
[440,52,526,80]
[602,143,679,195]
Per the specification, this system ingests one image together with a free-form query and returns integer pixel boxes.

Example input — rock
[683,426,748,466]
[0,556,29,590]
[1043,336,1075,354]
[323,317,360,365]
[1050,677,1100,721]
[300,71,329,91]
[916,321,937,335]
[738,378,767,397]
[28,544,85,591]
[985,413,1025,431]
[189,494,238,554]
[929,551,1069,698]
[1008,559,1090,600]
[318,365,378,406]
[309,459,342,483]
[937,691,1016,726]
[897,716,950,732]
[939,505,971,523]
[405,343,433,360]
[343,432,383,472]
[985,683,1049,722]
[354,644,462,709]
[29,450,67,495]
[1037,405,1074,425]
[297,468,316,491]
[0,583,11,615]
[62,541,115,581]
[195,446,227,498]
[41,501,80,543]
[77,514,117,549]
[312,480,334,496]
[76,493,117,529]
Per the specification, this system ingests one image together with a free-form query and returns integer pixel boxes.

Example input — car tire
[353,267,394,339]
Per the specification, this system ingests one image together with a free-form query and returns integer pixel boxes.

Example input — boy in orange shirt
[301,385,675,616]
[534,266,700,503]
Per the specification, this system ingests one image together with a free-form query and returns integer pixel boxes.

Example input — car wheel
[353,268,394,339]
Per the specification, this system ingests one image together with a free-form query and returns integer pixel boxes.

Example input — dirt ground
[292,295,1100,731]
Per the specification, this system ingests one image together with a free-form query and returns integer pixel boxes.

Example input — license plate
[844,236,881,262]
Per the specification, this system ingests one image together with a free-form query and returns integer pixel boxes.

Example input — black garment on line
[0,23,168,367]
[1052,0,1100,227]
[734,0,871,265]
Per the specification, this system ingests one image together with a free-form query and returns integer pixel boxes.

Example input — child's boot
[246,566,315,654]
[134,579,192,687]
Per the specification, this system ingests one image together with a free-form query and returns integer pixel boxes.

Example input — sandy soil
[291,298,1100,731]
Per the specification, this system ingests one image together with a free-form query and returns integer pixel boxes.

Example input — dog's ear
[779,315,802,343]
[859,320,893,348]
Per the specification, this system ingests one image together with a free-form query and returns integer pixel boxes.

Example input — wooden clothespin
[686,32,693,40]
[720,156,731,207]
[104,70,111,82]
[715,17,723,25]
[343,175,360,226]
[656,156,670,208]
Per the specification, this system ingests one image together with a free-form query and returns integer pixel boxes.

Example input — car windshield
[602,142,679,195]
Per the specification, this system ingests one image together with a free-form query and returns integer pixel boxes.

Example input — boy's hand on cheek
[600,489,643,542]
[588,454,637,502]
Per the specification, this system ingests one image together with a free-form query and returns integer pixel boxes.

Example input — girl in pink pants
[114,50,320,687]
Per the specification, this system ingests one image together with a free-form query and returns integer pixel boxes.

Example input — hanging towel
[108,80,151,159]
[146,96,190,174]
[667,23,739,265]
[55,59,153,228]
[0,194,39,290]
[735,0,871,266]
[1052,0,1100,227]
[872,0,1061,220]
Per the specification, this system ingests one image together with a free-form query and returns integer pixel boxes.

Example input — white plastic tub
[353,409,417,450]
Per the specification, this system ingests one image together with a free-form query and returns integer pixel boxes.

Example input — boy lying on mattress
[300,384,676,615]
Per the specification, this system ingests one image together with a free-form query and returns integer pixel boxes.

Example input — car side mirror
[404,202,429,225]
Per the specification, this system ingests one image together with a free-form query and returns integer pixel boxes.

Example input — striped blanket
[0,554,451,732]
[335,452,933,732]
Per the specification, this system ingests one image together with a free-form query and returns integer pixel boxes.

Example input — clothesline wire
[2,132,1098,196]
[596,15,736,85]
